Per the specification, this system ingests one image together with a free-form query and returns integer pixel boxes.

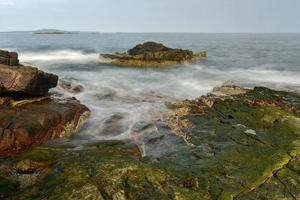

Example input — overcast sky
[0,0,300,33]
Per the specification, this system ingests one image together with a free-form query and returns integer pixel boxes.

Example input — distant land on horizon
[0,29,300,34]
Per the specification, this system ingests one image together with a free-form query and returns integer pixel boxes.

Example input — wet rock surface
[165,86,300,199]
[0,64,58,96]
[100,41,204,67]
[1,86,299,199]
[0,97,90,157]
[0,49,90,157]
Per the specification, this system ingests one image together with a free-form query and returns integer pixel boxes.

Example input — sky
[0,0,300,33]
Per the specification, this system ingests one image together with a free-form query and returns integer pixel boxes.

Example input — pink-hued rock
[0,64,58,96]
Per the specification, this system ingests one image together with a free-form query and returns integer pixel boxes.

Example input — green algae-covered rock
[99,42,203,68]
[165,86,300,199]
[1,86,300,200]
[0,175,18,198]
[2,141,200,200]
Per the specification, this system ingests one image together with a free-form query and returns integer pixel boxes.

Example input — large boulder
[99,41,205,67]
[0,64,58,96]
[0,96,90,157]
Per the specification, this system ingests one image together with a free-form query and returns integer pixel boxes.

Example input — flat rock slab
[0,97,90,157]
[0,64,58,96]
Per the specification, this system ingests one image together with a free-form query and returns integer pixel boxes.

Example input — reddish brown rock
[0,64,58,96]
[0,97,90,157]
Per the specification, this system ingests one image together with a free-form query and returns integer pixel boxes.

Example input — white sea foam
[19,49,98,63]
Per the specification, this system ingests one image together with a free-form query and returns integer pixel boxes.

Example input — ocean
[1,32,300,155]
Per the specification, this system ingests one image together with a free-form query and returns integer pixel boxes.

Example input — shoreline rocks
[0,50,90,157]
[0,86,299,200]
[99,41,206,67]
[0,85,299,199]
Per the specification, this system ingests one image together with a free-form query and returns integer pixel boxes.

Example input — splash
[19,49,98,63]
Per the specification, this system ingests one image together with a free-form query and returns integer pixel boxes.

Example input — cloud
[0,0,16,6]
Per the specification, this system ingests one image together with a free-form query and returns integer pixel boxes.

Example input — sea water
[1,32,300,155]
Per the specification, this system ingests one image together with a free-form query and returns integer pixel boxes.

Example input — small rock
[58,80,84,93]
[244,129,257,135]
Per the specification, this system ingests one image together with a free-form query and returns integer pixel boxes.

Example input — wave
[19,49,98,63]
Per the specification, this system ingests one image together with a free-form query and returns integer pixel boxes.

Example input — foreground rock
[165,86,300,199]
[1,86,299,200]
[100,41,206,67]
[0,49,90,157]
[0,97,90,157]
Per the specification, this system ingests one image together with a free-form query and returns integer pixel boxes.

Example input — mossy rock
[0,175,18,198]
[2,87,300,200]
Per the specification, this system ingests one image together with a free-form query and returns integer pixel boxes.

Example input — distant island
[33,29,75,34]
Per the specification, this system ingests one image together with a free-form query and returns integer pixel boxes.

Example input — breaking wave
[19,49,98,63]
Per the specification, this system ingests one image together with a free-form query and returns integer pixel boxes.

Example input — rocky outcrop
[0,64,58,96]
[0,50,19,66]
[99,41,206,67]
[0,50,58,96]
[0,97,90,157]
[0,49,90,157]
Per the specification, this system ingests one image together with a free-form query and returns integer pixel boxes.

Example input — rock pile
[0,50,90,157]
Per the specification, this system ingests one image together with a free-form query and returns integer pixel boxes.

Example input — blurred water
[1,32,300,155]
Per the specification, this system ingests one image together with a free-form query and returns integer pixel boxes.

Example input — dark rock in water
[101,114,128,136]
[0,64,58,96]
[0,50,19,66]
[99,41,204,67]
[0,97,90,157]
[128,41,171,55]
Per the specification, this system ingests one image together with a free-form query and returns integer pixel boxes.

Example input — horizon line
[1,30,300,34]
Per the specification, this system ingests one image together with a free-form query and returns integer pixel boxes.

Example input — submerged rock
[99,41,205,67]
[58,80,84,94]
